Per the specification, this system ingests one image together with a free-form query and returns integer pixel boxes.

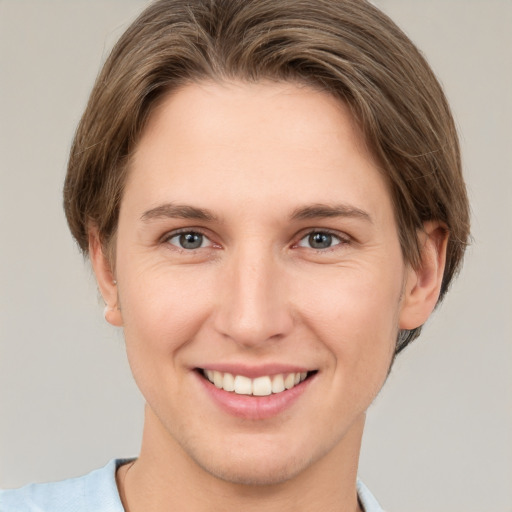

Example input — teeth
[284,373,295,389]
[234,375,252,395]
[203,370,309,396]
[223,372,235,392]
[271,374,285,393]
[213,371,223,389]
[252,376,272,396]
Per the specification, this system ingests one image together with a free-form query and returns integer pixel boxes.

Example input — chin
[180,431,330,487]
[196,453,312,486]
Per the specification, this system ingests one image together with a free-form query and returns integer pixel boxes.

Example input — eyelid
[294,228,352,249]
[161,228,218,249]
[159,227,352,251]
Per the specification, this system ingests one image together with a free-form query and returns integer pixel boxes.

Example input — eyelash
[161,228,351,253]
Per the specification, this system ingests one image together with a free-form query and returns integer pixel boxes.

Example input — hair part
[64,0,470,353]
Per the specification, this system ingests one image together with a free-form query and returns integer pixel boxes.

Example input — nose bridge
[215,242,292,346]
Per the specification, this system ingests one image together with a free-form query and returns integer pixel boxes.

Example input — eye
[297,231,346,250]
[166,231,211,250]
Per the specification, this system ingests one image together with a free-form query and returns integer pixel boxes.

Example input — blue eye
[298,231,344,249]
[167,231,209,250]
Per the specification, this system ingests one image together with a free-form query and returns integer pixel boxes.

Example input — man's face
[111,80,414,485]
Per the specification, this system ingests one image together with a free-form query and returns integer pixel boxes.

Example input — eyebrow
[290,204,372,223]
[140,202,372,224]
[140,203,219,222]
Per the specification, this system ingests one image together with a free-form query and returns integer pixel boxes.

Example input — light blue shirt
[0,459,385,511]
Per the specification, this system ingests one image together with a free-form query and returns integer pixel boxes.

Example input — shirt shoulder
[357,479,386,512]
[0,459,128,512]
[1,463,383,512]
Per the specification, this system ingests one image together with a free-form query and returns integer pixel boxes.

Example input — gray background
[1,1,511,511]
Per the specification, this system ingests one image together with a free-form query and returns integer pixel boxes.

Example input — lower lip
[196,372,315,420]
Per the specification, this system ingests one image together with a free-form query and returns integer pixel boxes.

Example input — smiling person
[0,1,470,511]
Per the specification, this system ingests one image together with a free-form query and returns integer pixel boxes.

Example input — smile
[202,369,310,396]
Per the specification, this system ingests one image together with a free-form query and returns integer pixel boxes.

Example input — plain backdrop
[1,1,511,511]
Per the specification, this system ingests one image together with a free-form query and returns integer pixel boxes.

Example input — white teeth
[284,373,296,389]
[223,372,235,392]
[203,369,310,396]
[252,376,272,396]
[271,374,285,393]
[213,370,223,389]
[234,375,252,395]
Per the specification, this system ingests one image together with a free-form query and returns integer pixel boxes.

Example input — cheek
[296,266,401,385]
[298,264,403,339]
[117,268,217,416]
[118,265,215,364]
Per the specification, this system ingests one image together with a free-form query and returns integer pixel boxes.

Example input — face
[102,80,420,485]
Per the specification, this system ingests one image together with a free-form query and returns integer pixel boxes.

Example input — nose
[212,246,294,348]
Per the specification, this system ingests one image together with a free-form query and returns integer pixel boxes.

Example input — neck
[117,406,365,512]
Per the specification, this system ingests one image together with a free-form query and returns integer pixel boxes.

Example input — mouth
[198,369,316,396]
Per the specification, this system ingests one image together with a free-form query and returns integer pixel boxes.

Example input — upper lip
[196,363,313,378]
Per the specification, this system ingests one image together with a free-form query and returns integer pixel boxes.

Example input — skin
[90,80,447,512]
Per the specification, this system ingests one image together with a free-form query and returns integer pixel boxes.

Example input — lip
[195,367,316,420]
[198,363,311,379]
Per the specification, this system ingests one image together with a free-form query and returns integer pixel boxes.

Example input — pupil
[180,233,202,249]
[309,232,331,249]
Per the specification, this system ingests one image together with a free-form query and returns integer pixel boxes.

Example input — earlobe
[88,225,123,327]
[399,221,449,330]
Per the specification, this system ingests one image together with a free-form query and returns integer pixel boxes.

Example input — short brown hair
[64,0,470,353]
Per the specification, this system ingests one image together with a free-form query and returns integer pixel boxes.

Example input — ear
[399,221,449,330]
[88,225,123,327]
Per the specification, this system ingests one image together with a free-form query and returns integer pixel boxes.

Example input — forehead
[135,80,370,167]
[124,80,393,225]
